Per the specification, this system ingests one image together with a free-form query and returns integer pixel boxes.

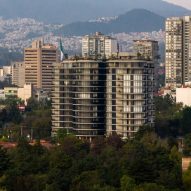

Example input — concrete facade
[176,88,191,106]
[24,40,58,92]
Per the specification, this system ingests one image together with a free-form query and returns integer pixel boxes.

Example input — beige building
[82,32,118,58]
[11,62,25,87]
[18,84,33,104]
[2,84,32,103]
[106,54,155,138]
[52,54,155,139]
[165,16,191,88]
[0,68,3,78]
[133,40,159,62]
[176,88,191,106]
[24,40,58,92]
[3,66,11,76]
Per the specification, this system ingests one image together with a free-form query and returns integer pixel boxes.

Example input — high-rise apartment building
[11,62,25,87]
[82,32,118,58]
[165,16,191,88]
[52,60,106,139]
[133,40,159,90]
[52,54,155,139]
[106,54,155,138]
[133,40,159,62]
[24,40,58,92]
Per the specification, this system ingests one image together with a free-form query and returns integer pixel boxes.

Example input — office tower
[106,54,155,138]
[11,62,25,87]
[133,40,159,62]
[24,40,58,92]
[165,16,191,88]
[52,54,155,139]
[52,60,106,140]
[82,32,118,58]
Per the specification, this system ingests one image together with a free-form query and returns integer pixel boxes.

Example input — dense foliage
[0,98,51,141]
[0,95,191,190]
[155,95,191,138]
[0,129,184,191]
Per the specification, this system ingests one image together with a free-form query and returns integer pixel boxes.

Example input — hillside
[0,48,23,66]
[0,0,190,24]
[55,9,165,36]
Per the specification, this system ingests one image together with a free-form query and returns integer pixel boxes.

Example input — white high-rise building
[165,16,191,88]
[82,32,117,58]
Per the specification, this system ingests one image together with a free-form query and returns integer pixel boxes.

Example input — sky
[164,0,191,9]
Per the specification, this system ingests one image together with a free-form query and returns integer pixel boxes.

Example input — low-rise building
[18,84,33,104]
[4,86,18,99]
[2,84,33,104]
[176,88,191,106]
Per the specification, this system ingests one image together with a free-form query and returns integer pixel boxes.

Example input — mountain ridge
[0,0,190,24]
[55,9,165,36]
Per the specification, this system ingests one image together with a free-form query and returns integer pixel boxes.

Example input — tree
[0,147,9,177]
[70,171,102,191]
[181,107,191,135]
[183,134,191,156]
[120,175,136,191]
[134,183,166,191]
[183,165,191,191]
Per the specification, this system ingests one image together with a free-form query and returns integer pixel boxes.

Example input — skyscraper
[52,54,155,139]
[165,16,191,88]
[24,40,58,92]
[106,54,155,138]
[133,40,159,90]
[82,32,118,58]
[52,60,106,140]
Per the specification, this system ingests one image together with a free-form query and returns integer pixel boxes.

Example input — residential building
[176,88,191,106]
[165,16,191,88]
[17,84,33,104]
[82,32,117,58]
[11,62,25,87]
[2,84,32,103]
[133,40,159,90]
[4,86,18,99]
[52,54,155,139]
[0,68,3,78]
[3,66,11,76]
[133,40,159,62]
[0,66,12,83]
[0,89,5,99]
[52,60,106,140]
[106,53,155,138]
[24,39,58,92]
[34,89,50,102]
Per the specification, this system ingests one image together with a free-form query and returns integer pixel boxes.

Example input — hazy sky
[164,0,191,9]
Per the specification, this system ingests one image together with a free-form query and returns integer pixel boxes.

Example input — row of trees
[0,128,186,191]
[155,95,191,156]
[1,95,191,155]
[0,98,51,141]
